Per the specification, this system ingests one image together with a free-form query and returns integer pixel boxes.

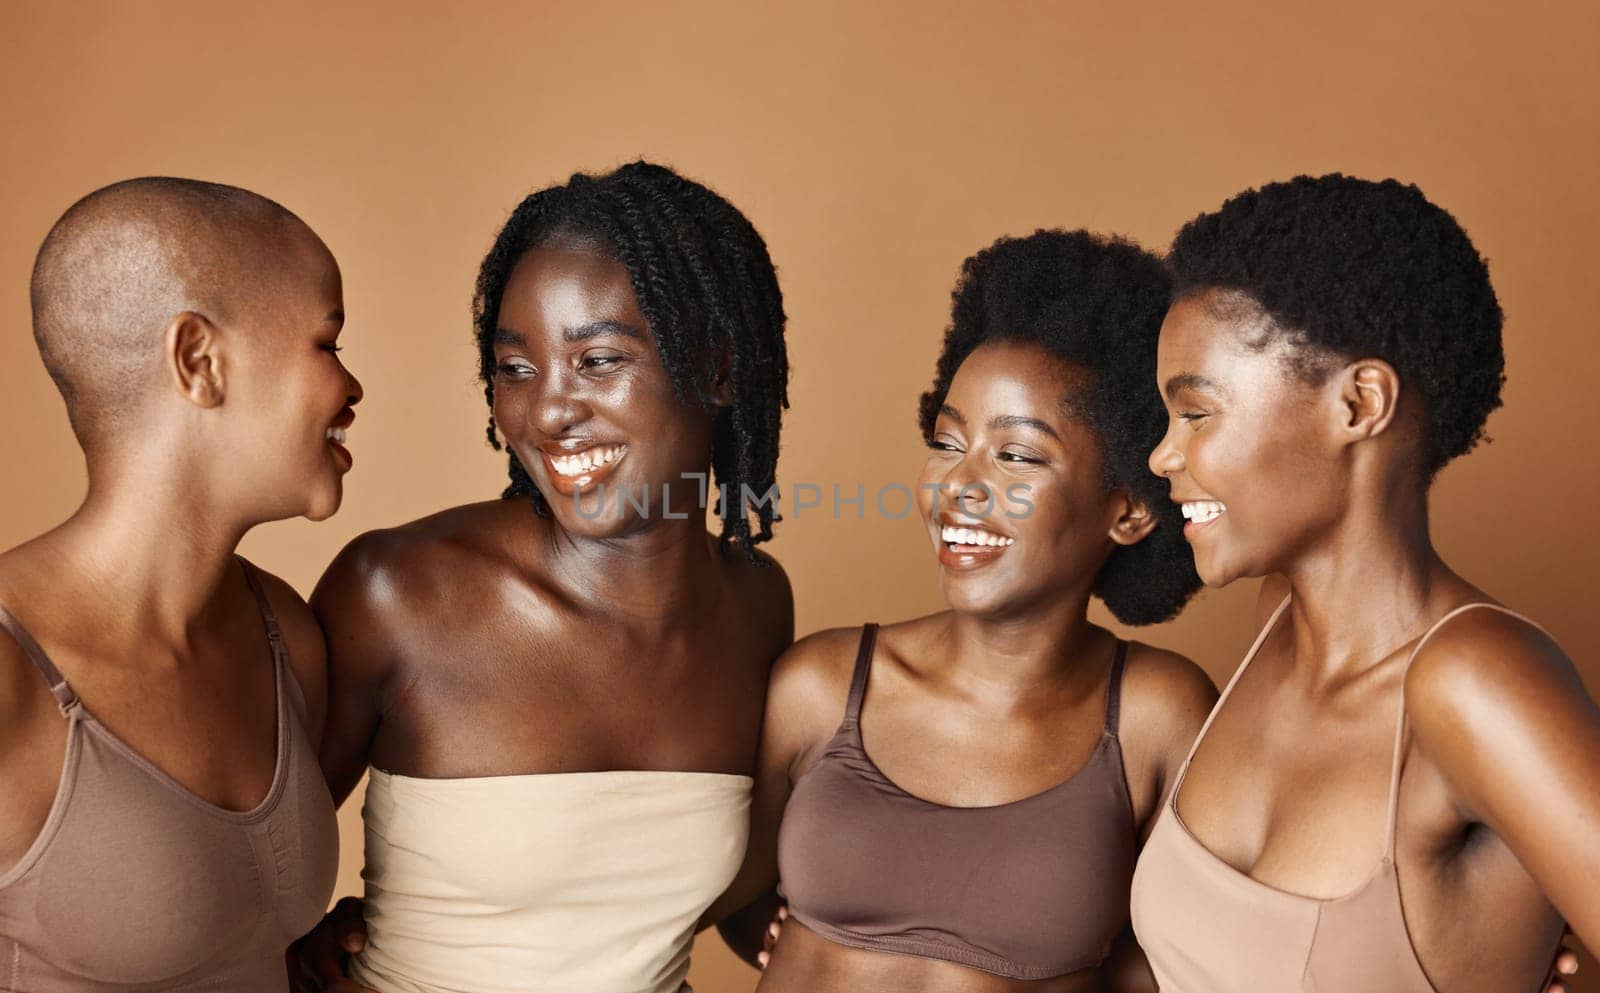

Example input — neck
[940,585,1107,698]
[43,457,251,645]
[1281,477,1456,681]
[548,510,724,625]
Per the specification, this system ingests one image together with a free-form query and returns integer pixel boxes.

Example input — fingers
[1556,949,1579,975]
[756,949,770,970]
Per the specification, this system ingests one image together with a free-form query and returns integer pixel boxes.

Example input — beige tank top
[349,766,752,993]
[0,561,340,991]
[1130,597,1563,993]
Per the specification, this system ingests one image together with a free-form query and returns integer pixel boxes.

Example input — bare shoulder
[722,542,795,660]
[311,499,526,624]
[1405,604,1581,734]
[766,625,867,734]
[1119,641,1218,736]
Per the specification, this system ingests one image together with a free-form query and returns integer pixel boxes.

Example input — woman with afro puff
[714,229,1220,993]
[1132,174,1599,993]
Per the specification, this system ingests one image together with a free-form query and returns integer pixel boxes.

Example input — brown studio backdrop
[1,1,1596,989]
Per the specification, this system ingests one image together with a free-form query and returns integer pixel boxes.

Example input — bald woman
[0,178,360,990]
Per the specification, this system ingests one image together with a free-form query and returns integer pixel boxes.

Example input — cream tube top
[349,767,752,993]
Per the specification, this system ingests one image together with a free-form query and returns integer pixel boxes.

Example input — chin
[301,482,345,523]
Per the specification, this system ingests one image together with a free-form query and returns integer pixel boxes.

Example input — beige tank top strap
[1382,600,1554,852]
[1169,594,1292,801]
[0,603,80,716]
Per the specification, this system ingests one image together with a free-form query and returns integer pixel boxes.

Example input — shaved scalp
[29,177,310,450]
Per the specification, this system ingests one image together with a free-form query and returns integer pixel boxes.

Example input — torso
[343,500,787,780]
[0,551,337,991]
[759,614,1210,993]
[1132,593,1563,993]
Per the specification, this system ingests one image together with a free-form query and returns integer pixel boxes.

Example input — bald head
[29,177,321,450]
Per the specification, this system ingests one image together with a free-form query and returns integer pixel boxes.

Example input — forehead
[945,340,1090,421]
[498,242,643,333]
[237,221,341,322]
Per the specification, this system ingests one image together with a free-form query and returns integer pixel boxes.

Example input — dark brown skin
[1148,290,1600,993]
[0,201,358,877]
[292,240,792,987]
[715,342,1218,993]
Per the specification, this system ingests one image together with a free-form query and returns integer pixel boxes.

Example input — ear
[1332,358,1401,443]
[165,311,225,408]
[1107,490,1159,547]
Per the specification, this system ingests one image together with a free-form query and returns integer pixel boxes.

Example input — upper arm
[309,531,412,806]
[1406,611,1600,948]
[246,566,330,749]
[702,626,857,926]
[1118,644,1218,841]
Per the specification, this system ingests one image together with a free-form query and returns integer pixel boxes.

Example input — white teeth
[549,445,625,478]
[325,427,347,444]
[940,524,1015,548]
[1181,501,1226,524]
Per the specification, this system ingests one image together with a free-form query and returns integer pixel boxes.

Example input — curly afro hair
[474,161,789,556]
[919,230,1202,626]
[1167,174,1504,479]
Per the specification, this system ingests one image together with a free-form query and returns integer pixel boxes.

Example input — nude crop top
[776,624,1137,980]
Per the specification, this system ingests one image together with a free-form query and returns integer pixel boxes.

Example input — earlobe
[1108,492,1159,547]
[1338,359,1401,440]
[166,311,225,408]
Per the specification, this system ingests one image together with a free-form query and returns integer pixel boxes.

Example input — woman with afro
[1132,174,1599,993]
[716,229,1219,993]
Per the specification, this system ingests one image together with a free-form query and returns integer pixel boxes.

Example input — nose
[344,366,364,408]
[529,369,592,438]
[939,451,997,519]
[1148,420,1184,479]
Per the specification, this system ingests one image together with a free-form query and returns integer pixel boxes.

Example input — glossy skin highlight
[1148,289,1600,993]
[715,341,1217,993]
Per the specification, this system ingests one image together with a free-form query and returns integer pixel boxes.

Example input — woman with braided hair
[290,161,794,993]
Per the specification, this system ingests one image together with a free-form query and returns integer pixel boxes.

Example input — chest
[379,606,771,777]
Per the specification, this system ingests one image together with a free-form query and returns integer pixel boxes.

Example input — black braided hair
[474,161,789,556]
[918,230,1202,626]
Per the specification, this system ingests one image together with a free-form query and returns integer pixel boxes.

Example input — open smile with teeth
[1181,500,1226,524]
[325,426,348,445]
[941,524,1015,548]
[548,444,627,478]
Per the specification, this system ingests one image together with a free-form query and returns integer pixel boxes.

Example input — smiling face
[1148,291,1350,587]
[489,237,719,537]
[225,223,361,523]
[916,340,1134,619]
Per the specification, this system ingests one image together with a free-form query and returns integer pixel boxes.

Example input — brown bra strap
[1103,640,1129,736]
[0,603,79,715]
[236,557,287,667]
[843,623,879,724]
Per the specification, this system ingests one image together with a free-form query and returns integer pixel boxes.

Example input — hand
[287,896,375,993]
[1542,930,1579,993]
[755,904,789,970]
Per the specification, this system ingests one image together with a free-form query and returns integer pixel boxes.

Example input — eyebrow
[939,404,1061,440]
[1164,372,1224,401]
[564,319,643,343]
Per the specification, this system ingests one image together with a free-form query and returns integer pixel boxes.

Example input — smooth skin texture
[1148,291,1600,993]
[0,182,359,877]
[714,341,1218,993]
[291,240,793,990]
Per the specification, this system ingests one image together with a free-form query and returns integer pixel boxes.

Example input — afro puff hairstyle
[1167,174,1504,480]
[473,161,789,557]
[919,229,1202,626]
